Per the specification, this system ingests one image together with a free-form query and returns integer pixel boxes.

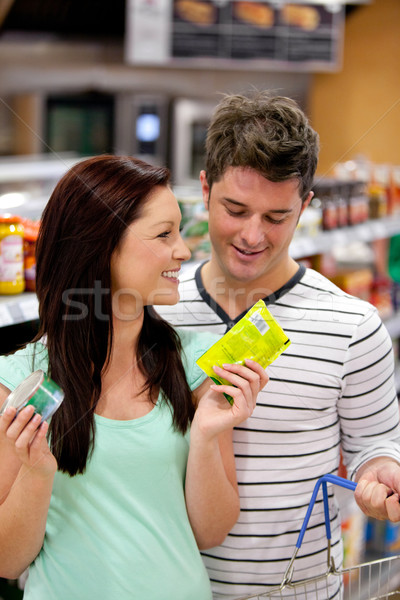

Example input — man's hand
[354,457,400,522]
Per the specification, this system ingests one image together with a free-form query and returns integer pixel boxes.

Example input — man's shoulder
[299,267,378,318]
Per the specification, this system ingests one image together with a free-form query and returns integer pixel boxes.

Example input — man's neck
[201,257,299,320]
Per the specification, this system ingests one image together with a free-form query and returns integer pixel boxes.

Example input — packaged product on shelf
[390,165,400,215]
[370,274,394,320]
[295,197,322,238]
[340,493,367,580]
[366,518,400,558]
[347,180,369,225]
[335,184,348,228]
[320,187,338,231]
[389,235,400,286]
[20,218,40,292]
[368,184,387,219]
[372,164,391,214]
[330,268,374,303]
[0,214,25,295]
[180,199,210,260]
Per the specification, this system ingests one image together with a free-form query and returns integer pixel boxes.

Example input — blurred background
[0,1,400,597]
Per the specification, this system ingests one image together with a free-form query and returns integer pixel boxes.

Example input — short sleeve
[0,342,49,392]
[177,328,221,391]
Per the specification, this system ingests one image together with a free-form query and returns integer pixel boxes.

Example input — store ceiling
[0,0,363,38]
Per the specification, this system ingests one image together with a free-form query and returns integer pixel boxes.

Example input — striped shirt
[156,262,400,599]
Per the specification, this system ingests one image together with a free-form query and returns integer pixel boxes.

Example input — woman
[0,155,267,600]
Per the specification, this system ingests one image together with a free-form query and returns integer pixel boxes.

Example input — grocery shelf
[0,292,38,327]
[290,215,400,259]
[385,313,400,340]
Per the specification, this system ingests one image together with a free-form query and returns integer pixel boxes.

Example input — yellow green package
[196,300,291,404]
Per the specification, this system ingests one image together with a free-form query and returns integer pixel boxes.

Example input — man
[157,91,400,599]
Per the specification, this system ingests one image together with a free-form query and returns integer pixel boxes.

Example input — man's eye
[267,217,286,225]
[227,208,245,217]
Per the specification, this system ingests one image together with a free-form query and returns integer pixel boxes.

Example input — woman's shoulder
[175,328,220,391]
[0,340,49,392]
[176,328,220,358]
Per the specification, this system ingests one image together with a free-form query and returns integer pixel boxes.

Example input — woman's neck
[111,310,144,355]
[98,309,157,419]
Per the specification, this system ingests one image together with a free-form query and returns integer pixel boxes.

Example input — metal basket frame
[236,474,400,600]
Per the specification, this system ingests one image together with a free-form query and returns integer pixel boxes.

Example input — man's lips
[232,245,266,258]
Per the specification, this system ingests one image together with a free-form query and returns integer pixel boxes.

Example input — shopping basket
[237,474,400,600]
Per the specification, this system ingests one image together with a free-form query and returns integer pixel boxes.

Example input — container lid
[0,370,45,415]
[20,218,40,241]
[0,213,22,224]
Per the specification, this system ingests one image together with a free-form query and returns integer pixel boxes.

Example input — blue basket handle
[296,474,357,549]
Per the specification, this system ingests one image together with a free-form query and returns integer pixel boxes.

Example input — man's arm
[339,307,400,522]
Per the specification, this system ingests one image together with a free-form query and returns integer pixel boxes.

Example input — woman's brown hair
[34,155,194,476]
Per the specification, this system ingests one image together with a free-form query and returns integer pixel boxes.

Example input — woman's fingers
[212,360,268,411]
[5,405,36,441]
[0,405,17,432]
[5,405,47,457]
[14,413,42,452]
[194,360,270,434]
[244,359,269,393]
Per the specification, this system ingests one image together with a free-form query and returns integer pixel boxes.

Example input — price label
[19,297,39,322]
[0,304,13,327]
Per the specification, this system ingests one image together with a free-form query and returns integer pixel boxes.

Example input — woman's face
[110,186,190,320]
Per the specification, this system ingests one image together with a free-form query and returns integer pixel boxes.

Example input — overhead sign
[125,0,345,71]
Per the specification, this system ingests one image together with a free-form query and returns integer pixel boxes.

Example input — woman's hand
[192,359,268,441]
[0,404,57,579]
[0,404,57,479]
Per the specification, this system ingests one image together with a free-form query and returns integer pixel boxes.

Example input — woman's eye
[158,230,171,238]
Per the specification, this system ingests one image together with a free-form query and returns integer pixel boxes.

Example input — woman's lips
[161,270,180,282]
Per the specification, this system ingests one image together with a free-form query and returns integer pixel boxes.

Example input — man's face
[201,166,311,288]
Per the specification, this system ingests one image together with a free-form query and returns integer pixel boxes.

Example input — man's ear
[200,170,210,211]
[300,191,314,217]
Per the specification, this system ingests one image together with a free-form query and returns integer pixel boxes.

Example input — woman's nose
[175,235,191,262]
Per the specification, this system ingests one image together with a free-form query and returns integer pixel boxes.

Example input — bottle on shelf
[0,214,25,295]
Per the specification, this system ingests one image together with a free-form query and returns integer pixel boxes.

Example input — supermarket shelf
[0,154,83,184]
[290,215,400,259]
[385,312,400,339]
[0,292,38,327]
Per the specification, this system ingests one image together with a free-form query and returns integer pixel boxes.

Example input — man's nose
[240,217,266,248]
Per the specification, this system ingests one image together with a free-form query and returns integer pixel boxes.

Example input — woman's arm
[185,360,268,549]
[0,390,57,579]
[0,383,21,502]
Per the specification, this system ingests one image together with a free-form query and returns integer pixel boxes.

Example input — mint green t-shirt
[0,329,217,600]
